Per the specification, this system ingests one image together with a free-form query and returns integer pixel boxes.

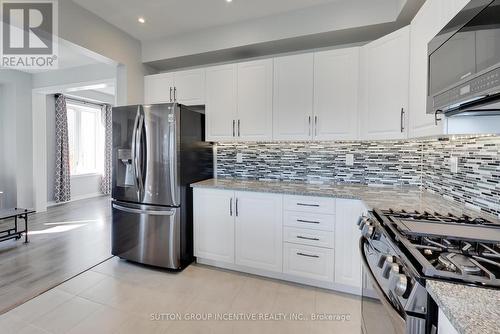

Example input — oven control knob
[394,274,409,298]
[361,223,374,238]
[388,265,411,298]
[358,216,369,231]
[382,256,396,278]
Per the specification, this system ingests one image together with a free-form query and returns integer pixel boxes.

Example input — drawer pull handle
[296,203,320,207]
[297,236,320,241]
[297,219,320,224]
[297,252,319,258]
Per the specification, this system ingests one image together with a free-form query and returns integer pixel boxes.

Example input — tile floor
[0,257,363,334]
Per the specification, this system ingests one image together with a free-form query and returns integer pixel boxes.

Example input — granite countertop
[191,178,500,333]
[191,178,500,222]
[427,280,500,334]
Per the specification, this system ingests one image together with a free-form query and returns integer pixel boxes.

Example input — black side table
[0,208,35,243]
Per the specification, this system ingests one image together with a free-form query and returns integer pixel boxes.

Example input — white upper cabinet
[205,64,238,141]
[273,53,314,141]
[144,69,205,105]
[360,26,410,140]
[408,0,470,138]
[205,60,273,142]
[236,59,273,141]
[235,191,283,272]
[144,73,174,104]
[173,68,205,105]
[314,47,360,140]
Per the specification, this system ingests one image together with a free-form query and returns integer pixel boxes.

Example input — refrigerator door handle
[135,113,145,197]
[169,108,179,206]
[131,106,141,199]
[112,203,175,216]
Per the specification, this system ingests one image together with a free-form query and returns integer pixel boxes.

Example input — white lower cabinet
[283,227,334,249]
[234,191,283,272]
[334,199,366,292]
[194,188,365,293]
[193,188,235,263]
[283,243,334,282]
[194,188,282,270]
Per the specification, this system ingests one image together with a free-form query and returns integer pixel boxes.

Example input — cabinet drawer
[284,227,334,249]
[284,211,334,231]
[283,243,334,282]
[284,195,335,214]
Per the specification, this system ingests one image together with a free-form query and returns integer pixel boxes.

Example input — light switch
[346,154,354,166]
[236,152,243,163]
[450,157,458,173]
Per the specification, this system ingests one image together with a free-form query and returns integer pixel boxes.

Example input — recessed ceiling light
[138,17,145,24]
[226,0,232,2]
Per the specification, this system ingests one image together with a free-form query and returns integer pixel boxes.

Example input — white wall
[45,95,56,203]
[142,0,400,63]
[32,63,116,89]
[58,0,150,105]
[0,70,33,208]
[68,90,115,105]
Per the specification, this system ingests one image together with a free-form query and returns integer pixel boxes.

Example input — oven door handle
[360,237,406,333]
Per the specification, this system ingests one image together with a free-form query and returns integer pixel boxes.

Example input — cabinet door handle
[400,107,405,133]
[229,198,233,216]
[308,116,311,136]
[169,87,173,102]
[173,87,177,102]
[297,252,319,258]
[297,219,320,224]
[314,116,318,136]
[296,203,320,207]
[435,109,443,126]
[232,120,236,137]
[235,198,239,217]
[297,235,320,241]
[237,120,241,137]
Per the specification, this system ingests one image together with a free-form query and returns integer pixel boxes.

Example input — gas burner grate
[383,209,497,226]
[373,208,500,286]
[382,209,498,226]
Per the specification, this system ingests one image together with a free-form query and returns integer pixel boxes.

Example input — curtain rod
[56,94,107,108]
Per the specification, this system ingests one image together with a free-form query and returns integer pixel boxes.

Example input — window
[67,102,103,176]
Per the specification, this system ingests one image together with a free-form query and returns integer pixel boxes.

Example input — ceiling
[73,0,349,41]
[72,0,424,71]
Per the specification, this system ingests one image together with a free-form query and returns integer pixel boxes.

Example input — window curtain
[100,104,112,195]
[54,94,71,203]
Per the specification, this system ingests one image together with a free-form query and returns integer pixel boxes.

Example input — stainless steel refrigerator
[111,103,213,270]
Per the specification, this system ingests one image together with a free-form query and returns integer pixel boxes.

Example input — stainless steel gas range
[359,209,500,334]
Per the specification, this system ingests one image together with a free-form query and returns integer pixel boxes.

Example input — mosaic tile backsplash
[422,136,500,217]
[215,136,500,217]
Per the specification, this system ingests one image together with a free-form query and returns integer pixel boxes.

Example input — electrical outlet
[450,156,458,173]
[346,154,354,166]
[236,153,243,163]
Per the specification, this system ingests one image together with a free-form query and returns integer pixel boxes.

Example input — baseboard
[196,257,362,296]
[47,192,105,207]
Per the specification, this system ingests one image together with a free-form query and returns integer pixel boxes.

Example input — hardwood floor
[0,196,112,314]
